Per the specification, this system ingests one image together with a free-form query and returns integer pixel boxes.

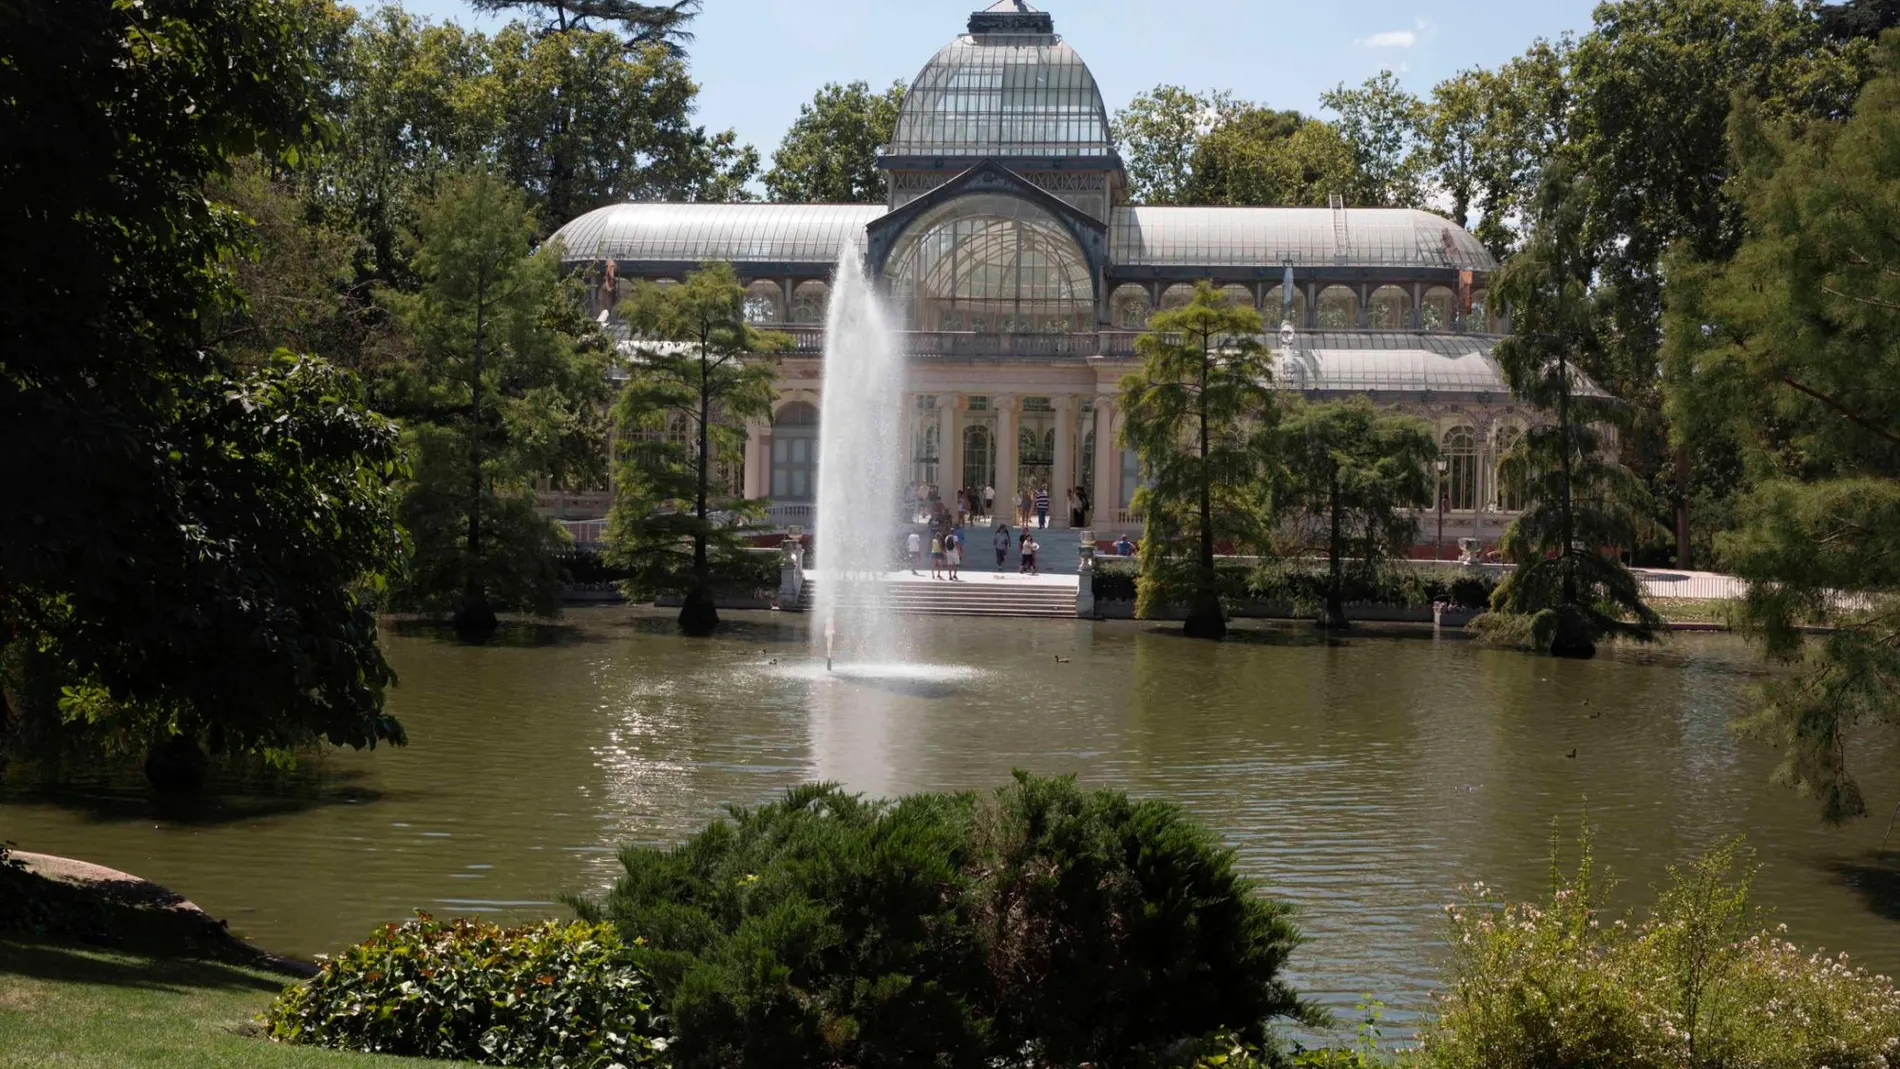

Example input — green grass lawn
[0,939,470,1069]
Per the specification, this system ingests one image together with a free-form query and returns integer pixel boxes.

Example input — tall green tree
[1479,166,1663,658]
[1182,108,1349,207]
[380,170,612,632]
[1320,70,1428,208]
[468,0,698,49]
[1119,283,1278,640]
[1111,86,1242,205]
[607,263,785,637]
[1,0,407,783]
[1567,0,1870,567]
[1662,37,1900,824]
[765,80,906,203]
[1276,399,1437,629]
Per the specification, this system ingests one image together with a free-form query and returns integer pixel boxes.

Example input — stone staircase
[794,574,1079,619]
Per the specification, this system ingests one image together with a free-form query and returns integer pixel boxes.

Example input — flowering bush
[1418,832,1900,1069]
[266,914,668,1067]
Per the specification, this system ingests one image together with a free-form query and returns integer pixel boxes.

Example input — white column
[994,395,1018,524]
[1092,397,1117,527]
[743,420,768,500]
[1052,396,1076,526]
[937,394,959,491]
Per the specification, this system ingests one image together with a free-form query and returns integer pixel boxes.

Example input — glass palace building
[549,1,1538,548]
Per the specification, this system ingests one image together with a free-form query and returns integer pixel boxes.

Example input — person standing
[929,531,945,580]
[1018,528,1031,573]
[945,528,961,581]
[1066,487,1081,528]
[1035,485,1050,529]
[983,484,995,520]
[1023,532,1040,575]
[1078,484,1092,527]
[993,524,1010,570]
[906,529,922,576]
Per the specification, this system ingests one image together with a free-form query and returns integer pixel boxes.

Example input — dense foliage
[1418,835,1900,1069]
[1275,400,1438,628]
[1662,33,1900,823]
[378,170,612,628]
[608,263,785,635]
[268,914,667,1067]
[576,774,1316,1069]
[0,0,408,780]
[766,80,907,203]
[1119,284,1279,638]
[1475,164,1663,657]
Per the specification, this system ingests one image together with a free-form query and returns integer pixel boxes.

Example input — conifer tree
[607,263,785,637]
[1477,163,1662,657]
[1118,283,1278,639]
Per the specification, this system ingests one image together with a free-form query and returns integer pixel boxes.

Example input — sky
[392,0,1602,162]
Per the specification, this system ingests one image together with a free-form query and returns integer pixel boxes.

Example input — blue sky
[392,0,1600,159]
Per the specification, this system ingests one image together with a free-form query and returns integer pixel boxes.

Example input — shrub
[576,773,1317,1069]
[266,914,667,1067]
[1417,830,1900,1069]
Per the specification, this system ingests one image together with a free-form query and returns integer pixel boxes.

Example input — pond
[4,608,1897,1025]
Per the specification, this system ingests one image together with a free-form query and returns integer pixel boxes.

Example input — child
[929,532,945,579]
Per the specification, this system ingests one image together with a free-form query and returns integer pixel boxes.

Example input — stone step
[792,581,1077,619]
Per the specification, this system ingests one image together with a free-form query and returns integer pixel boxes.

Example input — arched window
[1262,285,1306,330]
[1467,288,1489,333]
[1080,428,1095,494]
[1218,284,1255,310]
[914,424,940,485]
[1159,283,1197,311]
[771,401,819,502]
[1420,286,1455,331]
[1442,426,1479,511]
[884,193,1095,334]
[1110,284,1153,329]
[743,280,783,324]
[1316,285,1358,329]
[1494,425,1524,512]
[1120,446,1141,509]
[962,424,993,491]
[1369,285,1410,329]
[790,281,829,325]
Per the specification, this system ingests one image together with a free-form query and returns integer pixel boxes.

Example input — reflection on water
[3,608,1896,1024]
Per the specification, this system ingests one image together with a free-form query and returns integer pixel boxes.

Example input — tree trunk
[1558,351,1578,609]
[1675,442,1693,569]
[678,584,720,637]
[1324,473,1348,629]
[1189,337,1224,640]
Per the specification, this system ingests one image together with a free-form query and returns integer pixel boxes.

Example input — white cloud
[1358,29,1418,48]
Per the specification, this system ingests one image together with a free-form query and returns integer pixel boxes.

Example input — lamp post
[1435,457,1449,562]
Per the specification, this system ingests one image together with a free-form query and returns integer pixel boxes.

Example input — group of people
[903,522,1043,578]
[903,480,1095,532]
[1008,484,1092,530]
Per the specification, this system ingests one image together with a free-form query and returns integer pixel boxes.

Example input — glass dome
[887,7,1114,159]
[885,193,1096,333]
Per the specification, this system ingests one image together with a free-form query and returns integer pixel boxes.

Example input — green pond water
[4,608,1897,1025]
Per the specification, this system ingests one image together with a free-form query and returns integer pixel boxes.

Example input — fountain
[812,253,908,668]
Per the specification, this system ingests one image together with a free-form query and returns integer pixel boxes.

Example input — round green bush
[576,773,1317,1069]
[266,914,668,1067]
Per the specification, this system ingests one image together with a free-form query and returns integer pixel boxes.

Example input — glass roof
[1275,333,1605,396]
[548,203,883,266]
[888,28,1114,159]
[1112,207,1498,271]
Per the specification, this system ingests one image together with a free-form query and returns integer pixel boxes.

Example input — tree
[1,0,408,784]
[1320,70,1428,208]
[468,0,698,51]
[1118,283,1278,640]
[1567,0,1870,568]
[1478,165,1663,658]
[1182,107,1348,207]
[379,170,612,632]
[765,80,906,204]
[607,263,785,637]
[1662,37,1900,824]
[1276,399,1437,628]
[1112,86,1241,204]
